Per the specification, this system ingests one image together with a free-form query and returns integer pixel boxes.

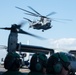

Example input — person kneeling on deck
[2,52,25,75]
[28,53,47,75]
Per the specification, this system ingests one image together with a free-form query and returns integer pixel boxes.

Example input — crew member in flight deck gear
[46,52,71,75]
[2,52,25,75]
[28,53,47,75]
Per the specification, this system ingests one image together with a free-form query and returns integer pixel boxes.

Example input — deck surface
[0,65,30,75]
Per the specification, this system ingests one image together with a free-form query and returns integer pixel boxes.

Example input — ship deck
[0,65,30,75]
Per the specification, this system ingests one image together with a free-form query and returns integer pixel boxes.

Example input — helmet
[4,52,22,71]
[46,52,70,74]
[29,53,47,72]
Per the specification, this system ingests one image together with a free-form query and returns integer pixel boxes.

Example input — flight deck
[0,64,30,75]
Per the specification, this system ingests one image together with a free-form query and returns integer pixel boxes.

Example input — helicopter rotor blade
[52,19,66,23]
[17,21,26,29]
[52,18,72,21]
[18,29,46,40]
[0,27,11,30]
[24,12,39,17]
[28,6,42,16]
[0,26,46,40]
[0,22,25,31]
[15,6,39,17]
[46,12,56,17]
[51,18,72,23]
[23,17,32,22]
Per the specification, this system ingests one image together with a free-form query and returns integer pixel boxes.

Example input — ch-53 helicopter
[15,6,57,32]
[0,22,54,66]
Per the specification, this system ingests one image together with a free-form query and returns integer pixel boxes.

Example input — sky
[0,0,76,62]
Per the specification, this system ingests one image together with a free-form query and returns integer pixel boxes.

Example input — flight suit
[2,52,27,75]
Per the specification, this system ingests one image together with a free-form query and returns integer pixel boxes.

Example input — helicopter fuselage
[16,6,54,32]
[30,19,52,32]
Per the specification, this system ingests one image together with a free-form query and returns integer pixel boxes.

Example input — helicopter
[16,6,56,32]
[0,22,54,66]
[0,22,54,53]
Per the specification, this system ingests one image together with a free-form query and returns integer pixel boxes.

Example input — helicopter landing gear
[42,29,44,32]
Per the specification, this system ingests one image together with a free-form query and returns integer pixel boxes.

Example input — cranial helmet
[46,52,71,74]
[29,53,47,72]
[4,52,22,71]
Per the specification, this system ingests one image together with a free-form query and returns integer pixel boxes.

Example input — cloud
[48,38,76,52]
